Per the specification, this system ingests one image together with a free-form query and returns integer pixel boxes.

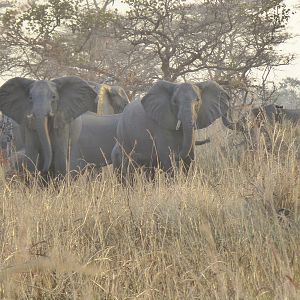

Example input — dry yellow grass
[0,123,299,299]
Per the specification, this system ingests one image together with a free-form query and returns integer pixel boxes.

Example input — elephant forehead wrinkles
[175,83,198,101]
[31,81,57,99]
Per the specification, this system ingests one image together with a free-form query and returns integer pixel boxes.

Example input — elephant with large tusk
[111,80,231,180]
[0,76,97,176]
[8,81,130,152]
[4,81,130,173]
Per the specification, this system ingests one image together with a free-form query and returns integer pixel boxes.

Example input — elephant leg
[69,143,83,175]
[111,144,122,181]
[68,118,83,174]
[9,149,26,172]
[155,144,173,174]
[11,120,24,152]
[70,142,90,174]
[181,147,194,174]
[112,144,145,184]
[112,143,131,184]
[52,127,70,176]
[23,130,40,173]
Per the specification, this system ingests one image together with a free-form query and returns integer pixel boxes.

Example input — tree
[117,0,293,89]
[0,0,116,79]
[0,0,295,101]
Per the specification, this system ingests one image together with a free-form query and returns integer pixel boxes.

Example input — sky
[112,0,300,83]
[274,0,300,81]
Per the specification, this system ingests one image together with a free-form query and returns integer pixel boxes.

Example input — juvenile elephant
[0,76,97,176]
[72,112,122,170]
[71,84,130,171]
[111,80,230,179]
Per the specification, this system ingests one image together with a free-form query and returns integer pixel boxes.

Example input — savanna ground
[0,122,299,299]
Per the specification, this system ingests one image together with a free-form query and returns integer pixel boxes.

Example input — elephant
[71,112,122,170]
[0,76,97,176]
[71,82,212,172]
[279,107,300,124]
[8,82,130,153]
[111,80,230,180]
[69,84,130,171]
[4,81,130,175]
[222,104,300,150]
[72,113,210,172]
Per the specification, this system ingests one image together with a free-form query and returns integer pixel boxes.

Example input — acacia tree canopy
[118,0,292,85]
[0,0,295,99]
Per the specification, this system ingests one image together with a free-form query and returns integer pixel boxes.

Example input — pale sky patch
[274,0,300,81]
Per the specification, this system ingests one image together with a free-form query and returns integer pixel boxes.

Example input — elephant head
[96,84,130,115]
[0,76,97,173]
[141,80,201,159]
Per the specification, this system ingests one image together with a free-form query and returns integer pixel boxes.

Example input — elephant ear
[141,80,178,130]
[195,80,230,129]
[0,77,34,124]
[52,76,98,124]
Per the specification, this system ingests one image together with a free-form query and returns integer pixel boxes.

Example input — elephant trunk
[179,106,194,159]
[35,116,52,172]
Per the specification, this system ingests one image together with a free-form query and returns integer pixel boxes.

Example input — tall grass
[0,123,299,299]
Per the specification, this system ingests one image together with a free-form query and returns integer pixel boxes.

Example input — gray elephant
[111,80,230,179]
[72,112,122,170]
[73,115,210,172]
[279,107,300,124]
[222,104,300,150]
[0,76,97,176]
[8,82,130,153]
[72,82,212,172]
[69,84,130,171]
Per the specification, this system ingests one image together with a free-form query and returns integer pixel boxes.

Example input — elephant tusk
[176,120,181,130]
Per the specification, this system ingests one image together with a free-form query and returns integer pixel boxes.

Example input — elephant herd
[0,76,299,182]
